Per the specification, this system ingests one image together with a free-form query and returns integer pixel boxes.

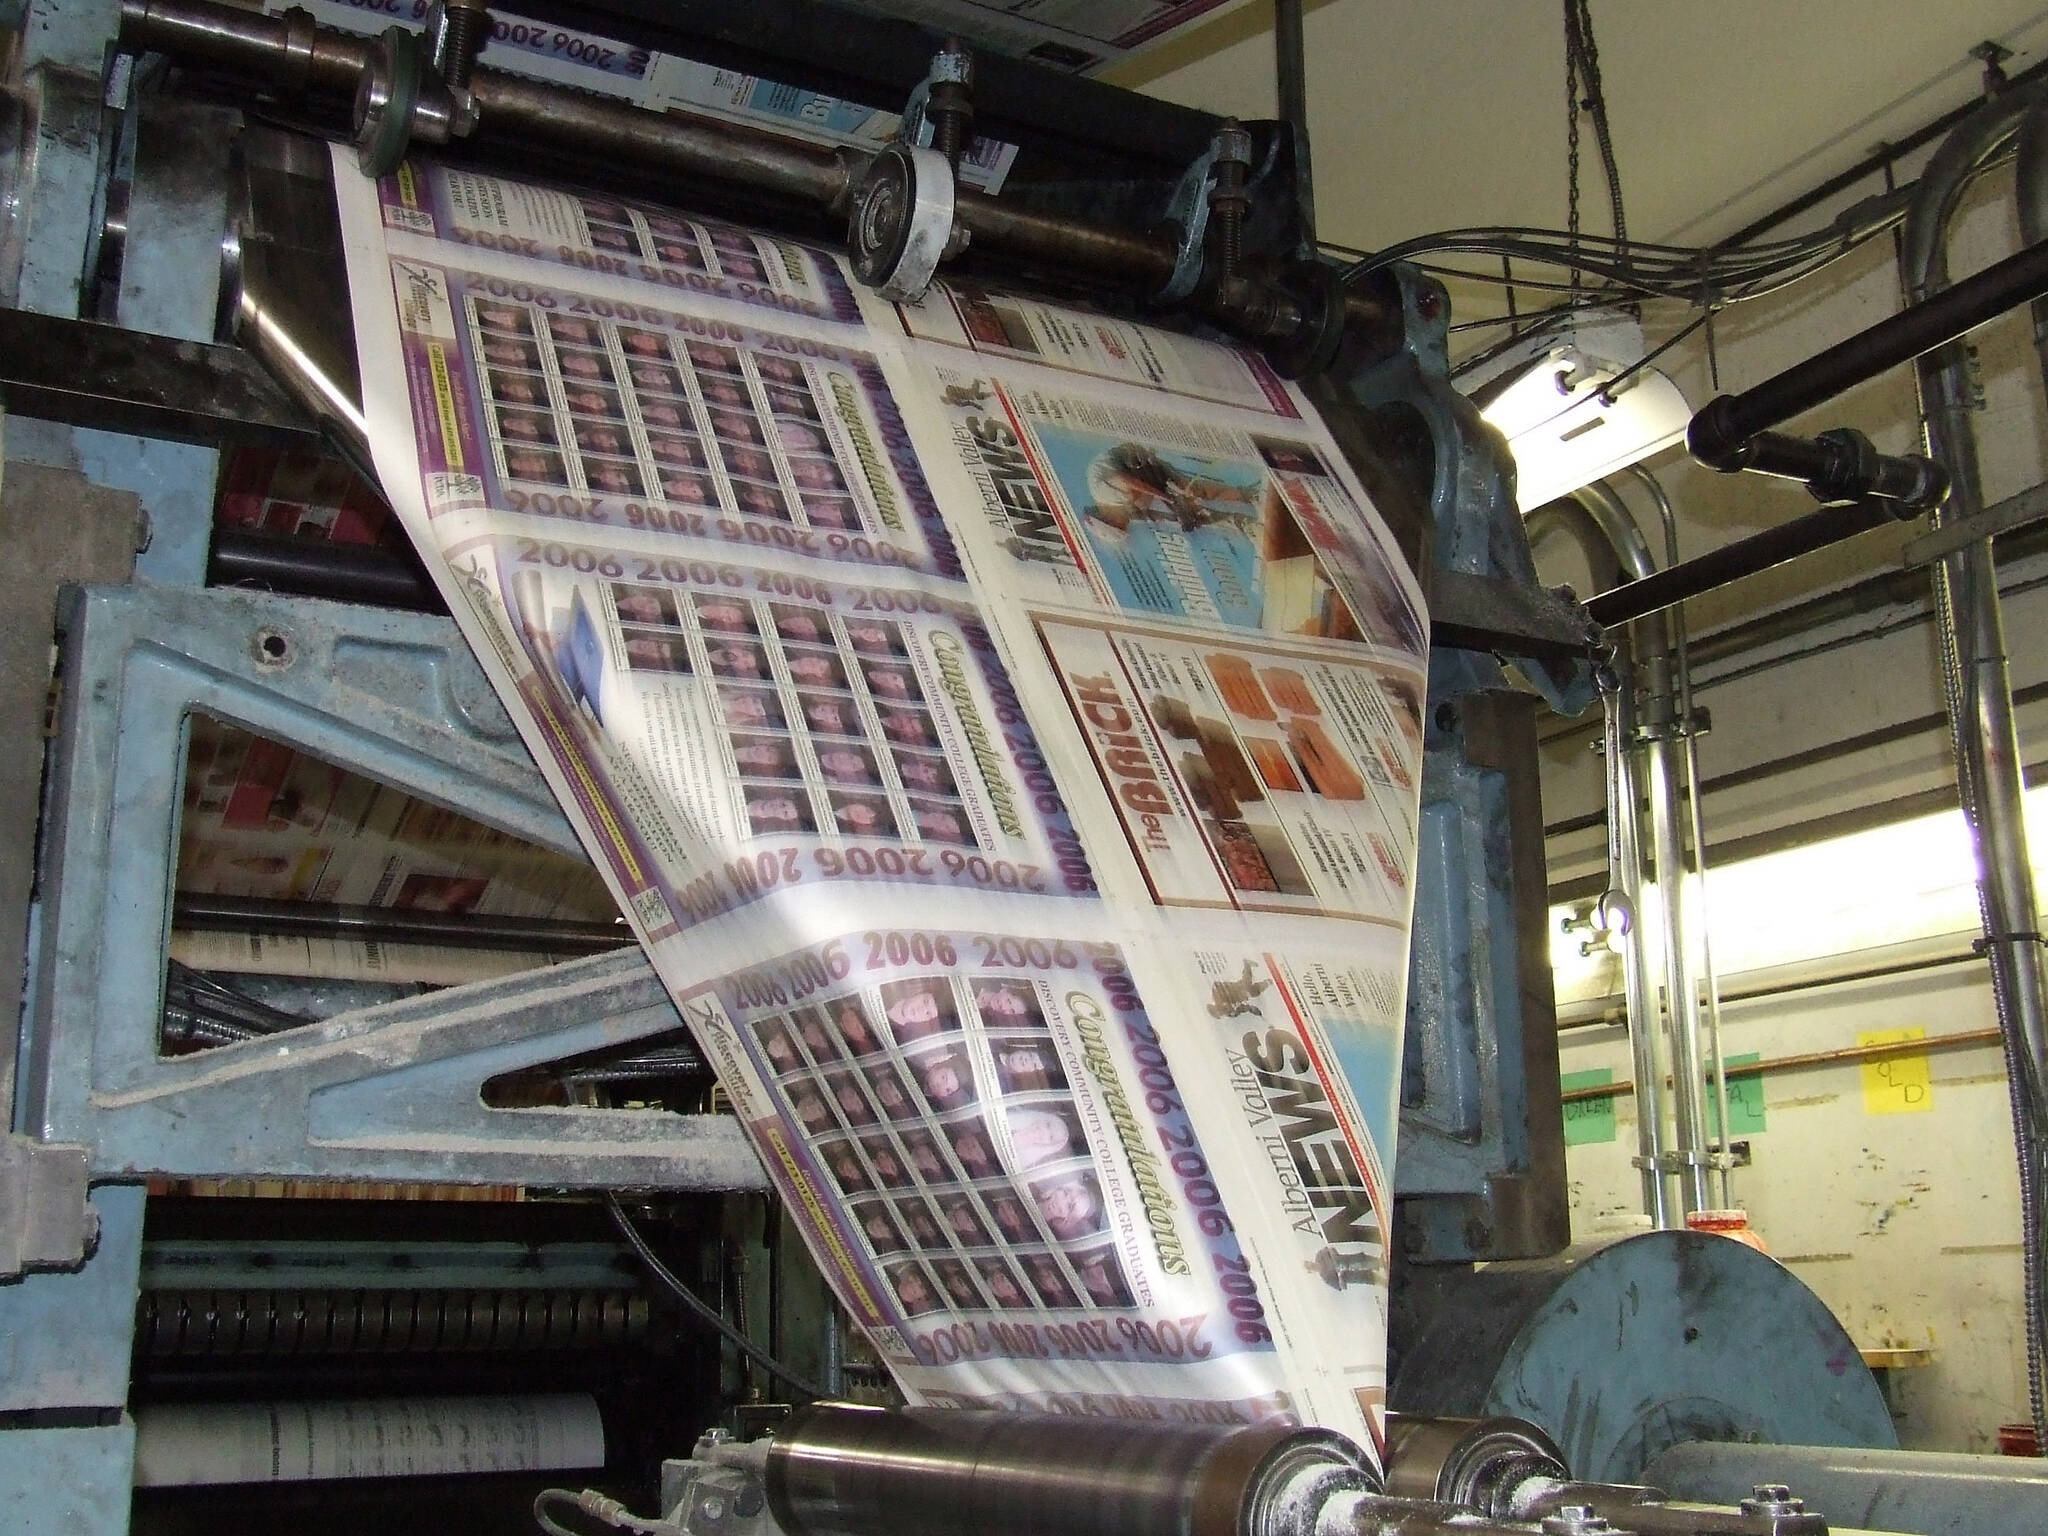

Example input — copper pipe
[1560,1026,2004,1104]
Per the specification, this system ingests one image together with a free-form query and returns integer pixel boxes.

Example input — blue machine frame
[1345,265,1589,1265]
[19,582,762,1190]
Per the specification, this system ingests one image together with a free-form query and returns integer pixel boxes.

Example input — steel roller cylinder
[765,1405,1372,1536]
[118,0,1408,372]
[1379,1415,1567,1520]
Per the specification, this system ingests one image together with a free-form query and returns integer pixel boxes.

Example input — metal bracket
[1156,144,1219,304]
[1427,570,1601,662]
[0,1137,96,1278]
[1633,1149,1738,1175]
[0,307,326,452]
[18,581,761,1190]
[1900,478,2048,568]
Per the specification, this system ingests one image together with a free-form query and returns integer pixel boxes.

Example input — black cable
[1410,262,1607,295]
[1328,185,1910,310]
[1339,236,1876,303]
[603,1192,825,1401]
[1448,303,1584,376]
[533,1487,665,1536]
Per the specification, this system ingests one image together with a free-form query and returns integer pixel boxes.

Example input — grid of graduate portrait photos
[577,194,777,287]
[465,295,877,538]
[751,974,1136,1319]
[602,584,985,849]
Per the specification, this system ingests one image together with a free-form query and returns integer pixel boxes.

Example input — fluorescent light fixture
[1479,344,1691,513]
[1549,785,2048,999]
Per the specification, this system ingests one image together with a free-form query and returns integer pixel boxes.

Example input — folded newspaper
[336,152,1427,1462]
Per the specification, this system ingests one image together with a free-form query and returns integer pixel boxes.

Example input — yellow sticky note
[1860,1028,1934,1115]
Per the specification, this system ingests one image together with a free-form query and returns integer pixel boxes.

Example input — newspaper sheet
[336,151,1425,1459]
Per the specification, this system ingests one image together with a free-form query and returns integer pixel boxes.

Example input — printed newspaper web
[338,150,1428,1462]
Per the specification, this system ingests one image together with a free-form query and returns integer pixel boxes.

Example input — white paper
[132,1394,604,1486]
[335,151,1425,1463]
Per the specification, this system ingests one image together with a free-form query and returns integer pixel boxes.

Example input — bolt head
[1740,1484,1804,1517]
[1540,1507,1611,1536]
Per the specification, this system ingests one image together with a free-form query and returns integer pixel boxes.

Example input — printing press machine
[4,2,2047,1532]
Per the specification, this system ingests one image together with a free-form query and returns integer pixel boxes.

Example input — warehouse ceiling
[1114,0,2048,252]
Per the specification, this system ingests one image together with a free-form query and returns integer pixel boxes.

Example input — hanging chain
[1562,0,1627,309]
[1564,0,1583,307]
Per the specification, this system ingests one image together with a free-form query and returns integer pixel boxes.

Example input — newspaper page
[336,151,1424,1460]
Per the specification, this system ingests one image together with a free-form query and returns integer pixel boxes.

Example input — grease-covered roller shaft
[766,1405,1372,1536]
[1379,1415,1566,1518]
[121,0,371,96]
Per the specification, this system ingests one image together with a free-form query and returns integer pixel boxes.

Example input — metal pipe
[764,1405,1369,1536]
[1560,1027,2005,1104]
[1530,496,1673,1225]
[1628,464,1735,1209]
[173,892,630,953]
[209,528,444,612]
[1274,0,1314,251]
[1604,677,1672,1226]
[468,67,856,213]
[136,1287,649,1356]
[1644,1439,2048,1536]
[1702,427,1946,508]
[1578,480,1713,1217]
[1582,496,1897,628]
[2017,85,2048,397]
[1902,79,2048,1452]
[121,0,372,92]
[133,1394,605,1486]
[1686,233,2048,465]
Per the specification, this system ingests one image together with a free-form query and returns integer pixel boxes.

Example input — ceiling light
[1478,345,1691,513]
[1459,310,1692,513]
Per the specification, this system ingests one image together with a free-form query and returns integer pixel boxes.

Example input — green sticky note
[1707,1051,1767,1137]
[1560,1067,1617,1145]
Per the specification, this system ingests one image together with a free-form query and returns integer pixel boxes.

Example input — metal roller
[1380,1414,1567,1517]
[137,1286,649,1357]
[764,1404,1371,1536]
[116,0,1405,368]
[656,1407,1863,1536]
